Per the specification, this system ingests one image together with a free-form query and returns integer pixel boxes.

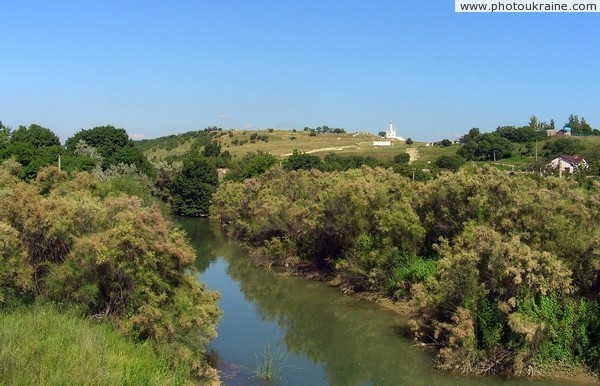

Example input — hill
[135,128,459,164]
[135,128,600,172]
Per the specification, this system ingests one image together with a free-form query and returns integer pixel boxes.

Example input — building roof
[556,155,587,165]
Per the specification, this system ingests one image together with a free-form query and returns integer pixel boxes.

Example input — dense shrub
[0,163,220,381]
[211,164,600,376]
[213,166,424,292]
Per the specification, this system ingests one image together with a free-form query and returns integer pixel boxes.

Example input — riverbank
[248,248,599,385]
[210,166,600,382]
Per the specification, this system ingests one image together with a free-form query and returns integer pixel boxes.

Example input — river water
[180,218,574,386]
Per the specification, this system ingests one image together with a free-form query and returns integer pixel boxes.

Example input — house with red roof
[548,155,588,174]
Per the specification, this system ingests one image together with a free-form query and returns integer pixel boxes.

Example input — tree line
[458,114,598,162]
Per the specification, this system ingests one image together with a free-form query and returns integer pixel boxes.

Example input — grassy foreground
[0,303,192,386]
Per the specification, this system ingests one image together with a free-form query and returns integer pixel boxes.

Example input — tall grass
[253,339,291,382]
[0,303,192,386]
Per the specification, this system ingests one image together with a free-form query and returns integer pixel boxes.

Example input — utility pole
[58,155,61,171]
[535,139,538,162]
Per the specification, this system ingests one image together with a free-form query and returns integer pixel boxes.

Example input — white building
[373,140,392,147]
[385,121,405,141]
[548,155,588,174]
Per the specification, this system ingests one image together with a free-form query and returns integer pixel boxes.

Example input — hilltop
[134,128,459,165]
[134,127,600,174]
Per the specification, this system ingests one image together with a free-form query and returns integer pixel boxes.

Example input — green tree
[2,124,62,179]
[405,138,414,145]
[495,125,543,143]
[0,121,11,157]
[529,115,539,131]
[322,154,380,172]
[170,153,218,216]
[282,150,322,171]
[459,128,480,144]
[66,126,151,174]
[542,138,585,158]
[202,141,222,157]
[565,115,593,135]
[393,152,410,165]
[435,155,465,172]
[440,139,452,147]
[65,125,129,156]
[458,132,513,161]
[231,151,277,181]
[10,124,60,148]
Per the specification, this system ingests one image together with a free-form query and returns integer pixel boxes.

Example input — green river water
[180,217,579,386]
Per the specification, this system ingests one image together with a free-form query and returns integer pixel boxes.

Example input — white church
[374,121,405,146]
[384,121,405,141]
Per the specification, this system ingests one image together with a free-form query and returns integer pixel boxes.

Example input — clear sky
[2,1,599,141]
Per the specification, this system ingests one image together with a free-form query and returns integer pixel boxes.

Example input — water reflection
[182,218,571,386]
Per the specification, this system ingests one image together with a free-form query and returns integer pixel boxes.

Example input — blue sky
[2,1,599,141]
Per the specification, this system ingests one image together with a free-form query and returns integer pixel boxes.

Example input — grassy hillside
[135,128,600,170]
[136,128,459,163]
[135,130,210,160]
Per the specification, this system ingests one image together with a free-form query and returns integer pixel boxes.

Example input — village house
[548,155,588,174]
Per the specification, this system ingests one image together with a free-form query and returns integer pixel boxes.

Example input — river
[179,217,575,386]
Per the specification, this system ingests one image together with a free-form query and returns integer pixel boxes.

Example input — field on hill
[138,128,462,164]
[136,129,600,171]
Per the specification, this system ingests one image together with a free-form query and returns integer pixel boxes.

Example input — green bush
[0,166,221,381]
[389,257,436,298]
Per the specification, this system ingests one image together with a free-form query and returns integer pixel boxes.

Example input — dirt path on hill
[406,147,419,164]
[283,145,358,156]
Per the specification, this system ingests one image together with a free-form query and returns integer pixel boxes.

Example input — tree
[170,153,218,216]
[0,121,11,151]
[580,117,593,134]
[459,128,480,144]
[202,141,221,158]
[231,151,278,180]
[65,125,129,156]
[2,124,62,179]
[529,115,539,131]
[282,150,322,171]
[440,139,452,147]
[458,132,513,161]
[322,153,380,172]
[10,124,60,148]
[566,115,593,135]
[405,138,414,145]
[542,138,585,158]
[495,126,543,143]
[65,126,151,174]
[435,155,465,172]
[393,152,410,165]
